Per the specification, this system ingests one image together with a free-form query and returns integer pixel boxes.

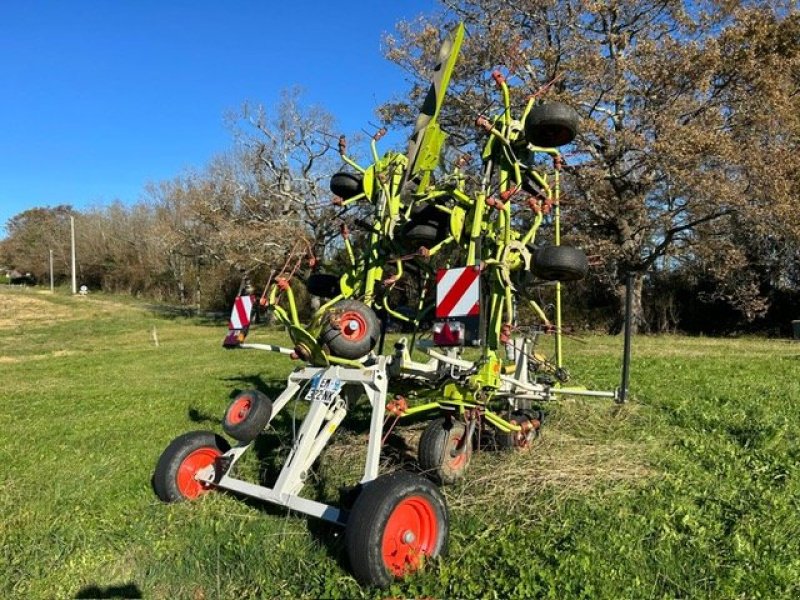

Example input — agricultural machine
[153,23,632,588]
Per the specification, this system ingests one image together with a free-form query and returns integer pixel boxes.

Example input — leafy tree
[382,0,800,331]
[0,205,74,283]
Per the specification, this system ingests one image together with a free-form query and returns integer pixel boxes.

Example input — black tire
[222,389,273,442]
[409,202,449,224]
[401,204,449,247]
[531,245,588,281]
[345,471,448,587]
[319,299,380,359]
[497,410,542,450]
[330,171,363,199]
[524,102,580,148]
[306,273,340,299]
[153,431,231,502]
[418,417,472,485]
[404,223,442,246]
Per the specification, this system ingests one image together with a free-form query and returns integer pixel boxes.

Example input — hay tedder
[153,23,632,587]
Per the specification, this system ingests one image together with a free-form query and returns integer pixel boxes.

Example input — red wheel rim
[510,418,531,449]
[227,396,252,425]
[176,447,221,499]
[381,495,438,577]
[447,435,467,469]
[339,311,368,342]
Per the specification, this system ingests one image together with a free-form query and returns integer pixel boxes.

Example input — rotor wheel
[399,203,450,250]
[306,273,341,299]
[497,410,543,451]
[418,417,472,485]
[531,245,589,282]
[318,299,380,360]
[524,102,580,148]
[330,171,364,199]
[153,431,231,502]
[345,471,448,587]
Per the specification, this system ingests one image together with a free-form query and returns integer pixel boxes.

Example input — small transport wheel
[319,299,380,359]
[153,431,231,502]
[524,102,580,148]
[222,389,273,442]
[306,273,341,299]
[531,245,588,281]
[498,410,543,450]
[418,417,472,485]
[345,471,448,588]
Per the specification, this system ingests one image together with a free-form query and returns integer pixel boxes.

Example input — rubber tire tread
[306,273,340,299]
[418,417,471,485]
[524,102,579,148]
[403,223,442,246]
[153,431,230,503]
[222,389,273,442]
[531,245,588,281]
[319,299,380,359]
[345,471,448,588]
[401,204,449,247]
[330,171,363,199]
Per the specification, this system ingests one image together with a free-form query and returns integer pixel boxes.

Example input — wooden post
[70,216,77,294]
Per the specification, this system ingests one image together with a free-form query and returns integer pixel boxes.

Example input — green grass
[2,288,799,598]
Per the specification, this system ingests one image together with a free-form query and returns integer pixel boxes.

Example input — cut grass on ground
[1,287,799,598]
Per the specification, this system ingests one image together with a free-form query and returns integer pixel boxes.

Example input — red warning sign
[435,267,480,318]
[229,295,254,330]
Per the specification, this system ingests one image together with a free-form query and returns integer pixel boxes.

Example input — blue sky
[0,1,440,235]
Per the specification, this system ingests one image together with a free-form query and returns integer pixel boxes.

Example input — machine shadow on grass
[144,303,226,326]
[74,582,142,599]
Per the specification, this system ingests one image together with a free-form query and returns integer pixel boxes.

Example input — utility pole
[70,215,77,294]
[49,249,54,293]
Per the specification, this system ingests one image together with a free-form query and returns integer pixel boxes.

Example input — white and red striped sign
[229,295,254,330]
[436,267,480,318]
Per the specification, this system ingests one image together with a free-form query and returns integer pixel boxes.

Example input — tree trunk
[609,272,645,335]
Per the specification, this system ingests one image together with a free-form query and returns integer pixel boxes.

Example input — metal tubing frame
[195,358,391,526]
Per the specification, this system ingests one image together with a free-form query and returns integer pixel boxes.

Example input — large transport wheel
[418,417,472,485]
[319,299,380,360]
[531,245,588,281]
[153,431,230,502]
[222,389,273,443]
[524,102,580,148]
[306,273,341,299]
[345,471,448,588]
[497,410,543,450]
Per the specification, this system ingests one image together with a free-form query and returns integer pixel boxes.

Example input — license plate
[304,373,343,405]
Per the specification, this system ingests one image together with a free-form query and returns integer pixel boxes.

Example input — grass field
[2,287,799,599]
